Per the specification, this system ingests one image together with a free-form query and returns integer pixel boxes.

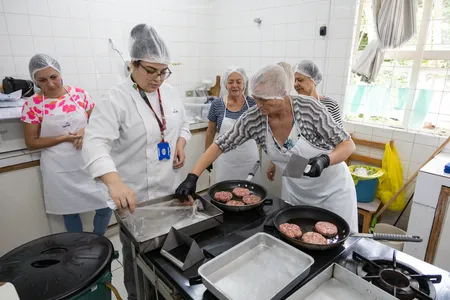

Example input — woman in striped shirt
[294,60,343,126]
[177,65,358,232]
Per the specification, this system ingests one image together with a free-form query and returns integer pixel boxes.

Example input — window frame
[349,0,450,132]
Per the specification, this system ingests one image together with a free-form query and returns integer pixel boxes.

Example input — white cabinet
[0,166,51,256]
[404,153,450,271]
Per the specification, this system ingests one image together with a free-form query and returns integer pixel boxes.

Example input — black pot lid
[0,232,113,300]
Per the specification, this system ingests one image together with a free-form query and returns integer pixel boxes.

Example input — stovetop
[142,197,450,300]
[335,238,450,300]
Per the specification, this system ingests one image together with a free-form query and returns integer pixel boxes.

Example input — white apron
[40,91,108,215]
[266,117,358,233]
[215,95,260,183]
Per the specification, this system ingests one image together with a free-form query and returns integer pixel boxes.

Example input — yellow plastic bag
[376,143,405,211]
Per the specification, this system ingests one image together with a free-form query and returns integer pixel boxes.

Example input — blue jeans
[63,207,112,235]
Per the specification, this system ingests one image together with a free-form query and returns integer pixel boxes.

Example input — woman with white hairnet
[21,54,111,235]
[277,61,296,95]
[294,59,343,126]
[205,67,259,182]
[82,24,190,300]
[176,65,358,233]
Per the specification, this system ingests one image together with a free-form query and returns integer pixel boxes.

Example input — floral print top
[268,120,297,153]
[21,86,95,124]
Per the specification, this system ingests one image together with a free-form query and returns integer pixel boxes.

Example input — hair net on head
[250,65,287,100]
[129,24,171,65]
[221,67,248,90]
[277,61,295,94]
[29,54,61,82]
[294,59,323,85]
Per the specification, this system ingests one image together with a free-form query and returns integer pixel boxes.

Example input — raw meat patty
[178,195,195,206]
[242,195,261,205]
[214,191,233,203]
[315,221,338,237]
[279,223,302,239]
[302,232,327,245]
[227,200,245,206]
[232,187,250,198]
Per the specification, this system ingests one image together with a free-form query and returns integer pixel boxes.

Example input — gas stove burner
[353,251,442,300]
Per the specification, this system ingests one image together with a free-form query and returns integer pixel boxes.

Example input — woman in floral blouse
[21,54,111,235]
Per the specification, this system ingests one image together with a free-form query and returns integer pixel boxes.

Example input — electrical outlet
[185,90,194,97]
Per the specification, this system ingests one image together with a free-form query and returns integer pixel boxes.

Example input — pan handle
[189,275,202,285]
[373,233,423,243]
[245,160,261,181]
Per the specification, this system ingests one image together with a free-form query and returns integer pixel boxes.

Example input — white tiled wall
[0,0,212,99]
[207,0,357,102]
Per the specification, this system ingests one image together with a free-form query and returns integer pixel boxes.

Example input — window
[345,0,450,135]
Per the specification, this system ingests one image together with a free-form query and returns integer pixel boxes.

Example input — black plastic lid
[0,232,113,300]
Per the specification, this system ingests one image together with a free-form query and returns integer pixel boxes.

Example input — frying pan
[273,206,423,251]
[208,161,269,212]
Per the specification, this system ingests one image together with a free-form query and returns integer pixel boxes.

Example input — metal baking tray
[198,232,314,300]
[115,194,223,253]
[287,264,397,300]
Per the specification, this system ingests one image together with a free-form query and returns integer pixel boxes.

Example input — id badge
[157,141,171,161]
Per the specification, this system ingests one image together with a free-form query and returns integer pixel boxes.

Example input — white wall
[0,0,213,99]
[207,0,357,104]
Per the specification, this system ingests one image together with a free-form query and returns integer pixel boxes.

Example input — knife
[282,153,309,179]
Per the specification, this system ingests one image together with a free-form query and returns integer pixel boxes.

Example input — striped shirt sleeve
[214,106,263,153]
[294,96,350,148]
[320,97,343,127]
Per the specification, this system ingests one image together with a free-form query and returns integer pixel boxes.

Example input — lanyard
[138,89,166,141]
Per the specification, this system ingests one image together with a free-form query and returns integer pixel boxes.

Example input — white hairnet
[129,24,171,64]
[277,62,295,94]
[250,65,287,100]
[29,54,61,82]
[294,59,323,85]
[221,67,248,90]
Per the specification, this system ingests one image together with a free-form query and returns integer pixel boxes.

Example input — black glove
[206,164,213,172]
[304,154,330,178]
[175,173,199,201]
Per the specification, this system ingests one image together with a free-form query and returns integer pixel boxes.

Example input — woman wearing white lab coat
[205,68,260,183]
[176,65,358,233]
[21,54,111,235]
[82,24,190,300]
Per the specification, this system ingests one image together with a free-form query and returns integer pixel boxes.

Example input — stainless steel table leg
[135,254,177,300]
[132,242,146,300]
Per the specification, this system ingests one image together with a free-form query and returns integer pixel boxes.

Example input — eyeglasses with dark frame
[138,62,172,80]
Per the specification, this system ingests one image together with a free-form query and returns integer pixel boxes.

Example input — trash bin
[349,165,384,203]
[373,223,407,251]
[0,232,114,300]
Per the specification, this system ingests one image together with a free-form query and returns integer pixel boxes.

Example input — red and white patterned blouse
[21,86,95,124]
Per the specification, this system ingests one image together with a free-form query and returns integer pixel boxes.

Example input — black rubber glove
[175,173,199,201]
[303,154,330,178]
[206,164,213,172]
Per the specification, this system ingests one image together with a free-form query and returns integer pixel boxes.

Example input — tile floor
[109,234,127,299]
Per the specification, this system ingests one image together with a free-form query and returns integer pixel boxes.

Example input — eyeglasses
[139,62,172,80]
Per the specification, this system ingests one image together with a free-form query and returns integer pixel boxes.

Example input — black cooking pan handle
[189,275,202,285]
[188,249,215,286]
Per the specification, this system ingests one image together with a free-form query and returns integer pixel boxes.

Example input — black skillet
[208,161,271,212]
[273,206,423,251]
